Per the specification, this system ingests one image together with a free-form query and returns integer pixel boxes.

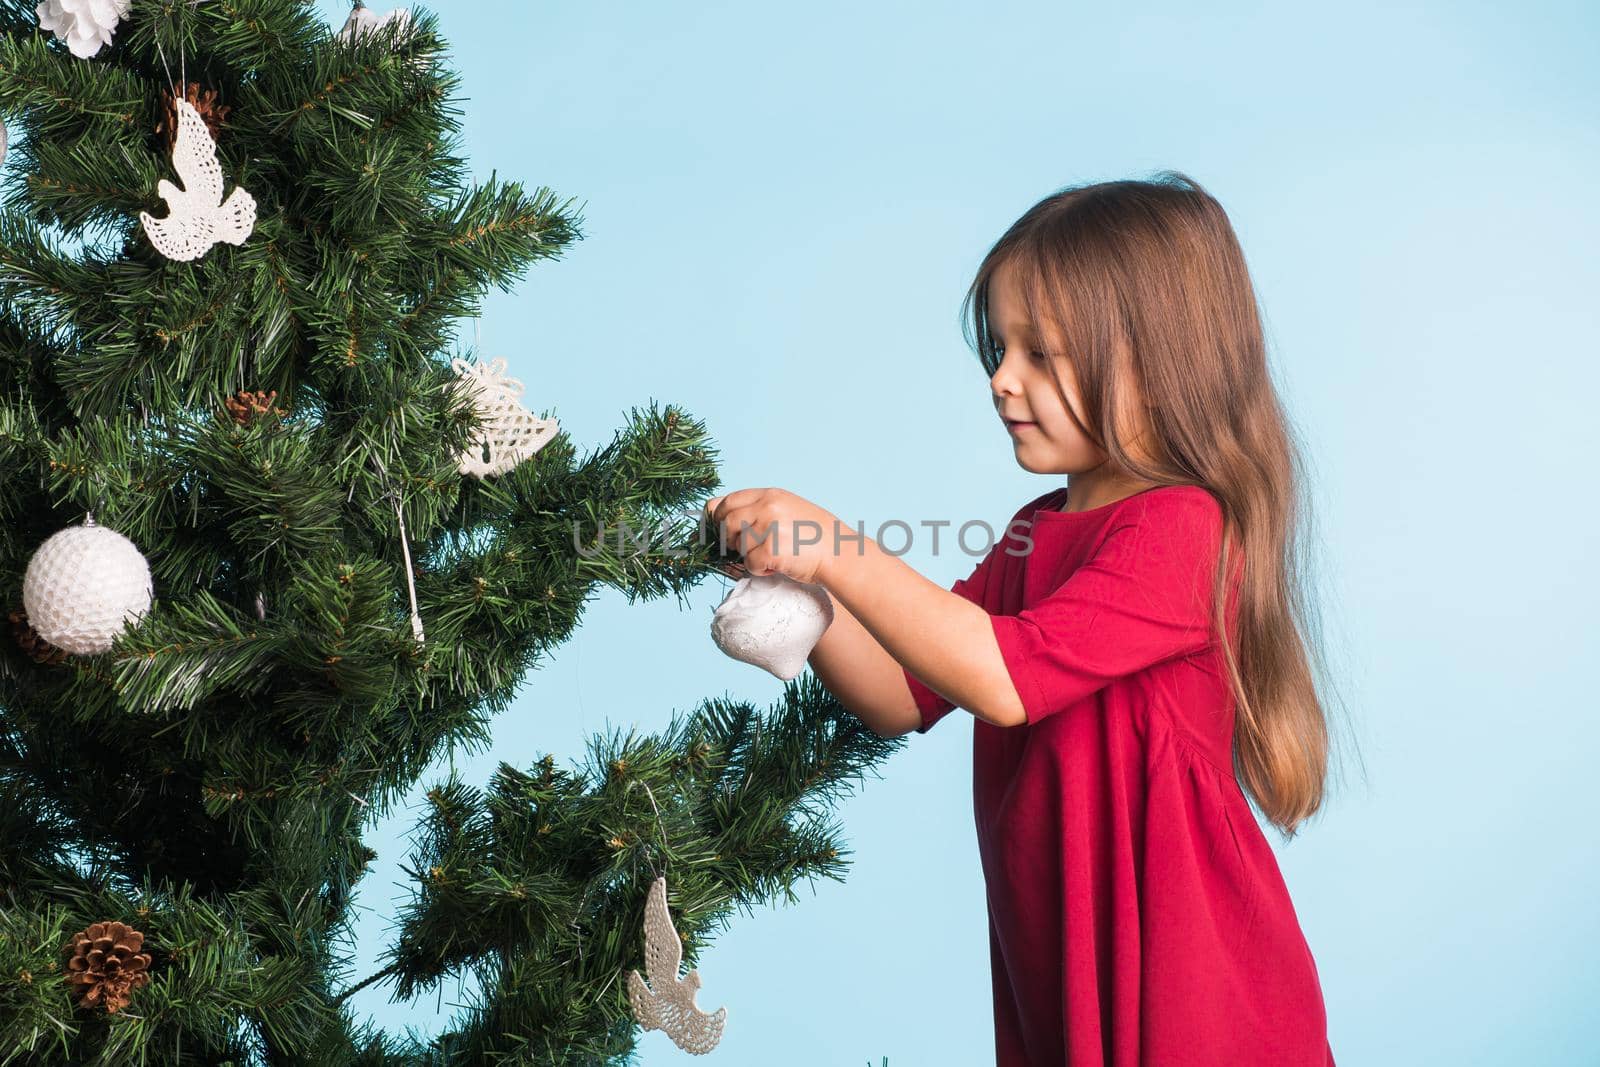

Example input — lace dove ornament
[626,875,727,1055]
[710,572,834,681]
[139,97,256,262]
[447,356,560,478]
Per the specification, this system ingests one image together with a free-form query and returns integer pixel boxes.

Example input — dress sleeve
[902,490,1055,735]
[989,489,1225,727]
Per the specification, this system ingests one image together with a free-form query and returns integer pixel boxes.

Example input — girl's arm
[805,588,921,737]
[816,536,1026,730]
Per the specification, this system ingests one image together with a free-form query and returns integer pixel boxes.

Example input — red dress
[904,484,1334,1066]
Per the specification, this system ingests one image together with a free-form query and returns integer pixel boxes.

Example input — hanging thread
[366,454,426,643]
[633,778,674,879]
[391,490,425,643]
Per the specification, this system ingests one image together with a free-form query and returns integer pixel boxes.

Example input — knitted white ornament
[36,0,130,59]
[22,514,154,656]
[447,356,559,478]
[626,875,727,1055]
[139,97,257,262]
[709,573,833,681]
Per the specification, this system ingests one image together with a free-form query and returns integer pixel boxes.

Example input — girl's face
[987,257,1154,480]
[988,257,1099,473]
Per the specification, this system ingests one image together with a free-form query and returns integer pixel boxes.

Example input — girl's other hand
[703,488,841,586]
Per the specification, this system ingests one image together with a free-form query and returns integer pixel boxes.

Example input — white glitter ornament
[447,356,559,478]
[36,0,130,59]
[626,875,727,1055]
[337,2,411,45]
[139,97,256,262]
[335,1,429,71]
[710,572,833,681]
[22,514,154,656]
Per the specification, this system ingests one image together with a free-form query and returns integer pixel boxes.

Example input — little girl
[703,171,1336,1065]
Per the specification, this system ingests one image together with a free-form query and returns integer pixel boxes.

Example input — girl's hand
[703,488,840,586]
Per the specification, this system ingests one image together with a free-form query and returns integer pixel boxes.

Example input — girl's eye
[993,340,1046,364]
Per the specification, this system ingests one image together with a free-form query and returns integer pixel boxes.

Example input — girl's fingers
[704,495,744,539]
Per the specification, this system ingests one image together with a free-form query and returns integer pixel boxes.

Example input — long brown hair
[962,171,1351,836]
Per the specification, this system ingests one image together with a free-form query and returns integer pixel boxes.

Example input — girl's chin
[1013,452,1061,474]
[1011,435,1052,455]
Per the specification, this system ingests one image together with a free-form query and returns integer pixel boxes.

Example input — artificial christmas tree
[0,2,898,1063]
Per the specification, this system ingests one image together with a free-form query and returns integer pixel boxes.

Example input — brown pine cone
[9,608,68,665]
[156,82,231,151]
[63,921,153,1015]
[224,388,288,426]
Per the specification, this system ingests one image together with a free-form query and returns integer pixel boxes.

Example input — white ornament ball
[22,517,154,656]
[710,573,833,681]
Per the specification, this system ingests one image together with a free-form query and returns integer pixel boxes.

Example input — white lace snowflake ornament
[139,97,256,262]
[36,0,130,59]
[626,875,727,1055]
[447,356,560,478]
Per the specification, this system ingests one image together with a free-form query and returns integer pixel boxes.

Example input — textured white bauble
[22,516,154,656]
[710,573,834,681]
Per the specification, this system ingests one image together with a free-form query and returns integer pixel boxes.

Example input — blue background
[305,1,1600,1063]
